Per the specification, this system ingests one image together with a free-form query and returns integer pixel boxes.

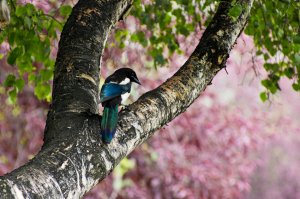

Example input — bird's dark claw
[120,104,129,111]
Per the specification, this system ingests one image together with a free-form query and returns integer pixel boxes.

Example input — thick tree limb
[0,0,254,198]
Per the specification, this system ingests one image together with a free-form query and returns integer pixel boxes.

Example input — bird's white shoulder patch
[119,78,130,85]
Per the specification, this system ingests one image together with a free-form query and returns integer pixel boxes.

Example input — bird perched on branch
[100,68,141,144]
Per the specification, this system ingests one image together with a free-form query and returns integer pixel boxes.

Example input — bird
[100,68,141,144]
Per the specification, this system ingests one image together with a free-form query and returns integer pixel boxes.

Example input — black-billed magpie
[100,68,141,143]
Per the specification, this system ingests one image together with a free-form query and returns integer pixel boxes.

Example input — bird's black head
[114,68,141,85]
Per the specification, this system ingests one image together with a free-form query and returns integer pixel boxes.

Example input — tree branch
[0,0,254,198]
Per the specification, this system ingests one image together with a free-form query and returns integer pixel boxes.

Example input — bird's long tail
[101,105,118,143]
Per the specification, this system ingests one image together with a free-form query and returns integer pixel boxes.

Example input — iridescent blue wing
[100,83,130,103]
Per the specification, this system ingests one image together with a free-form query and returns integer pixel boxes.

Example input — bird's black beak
[132,76,141,85]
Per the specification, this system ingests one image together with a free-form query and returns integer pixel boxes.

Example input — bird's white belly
[121,92,130,104]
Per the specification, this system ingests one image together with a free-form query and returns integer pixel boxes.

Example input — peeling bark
[0,0,254,198]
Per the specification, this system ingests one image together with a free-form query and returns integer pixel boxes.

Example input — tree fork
[0,0,254,198]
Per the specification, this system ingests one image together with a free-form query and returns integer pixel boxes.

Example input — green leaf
[260,92,268,102]
[4,75,16,87]
[295,54,300,64]
[229,4,243,20]
[261,79,272,88]
[261,79,278,94]
[15,79,25,91]
[34,83,51,100]
[7,47,24,65]
[24,16,32,28]
[130,34,139,42]
[40,69,53,81]
[154,54,164,65]
[284,68,294,78]
[163,13,172,26]
[8,89,17,104]
[293,36,300,44]
[24,4,36,16]
[277,28,284,38]
[264,63,278,71]
[177,25,190,36]
[15,6,26,17]
[28,74,36,82]
[7,32,15,45]
[60,5,72,17]
[292,83,300,91]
